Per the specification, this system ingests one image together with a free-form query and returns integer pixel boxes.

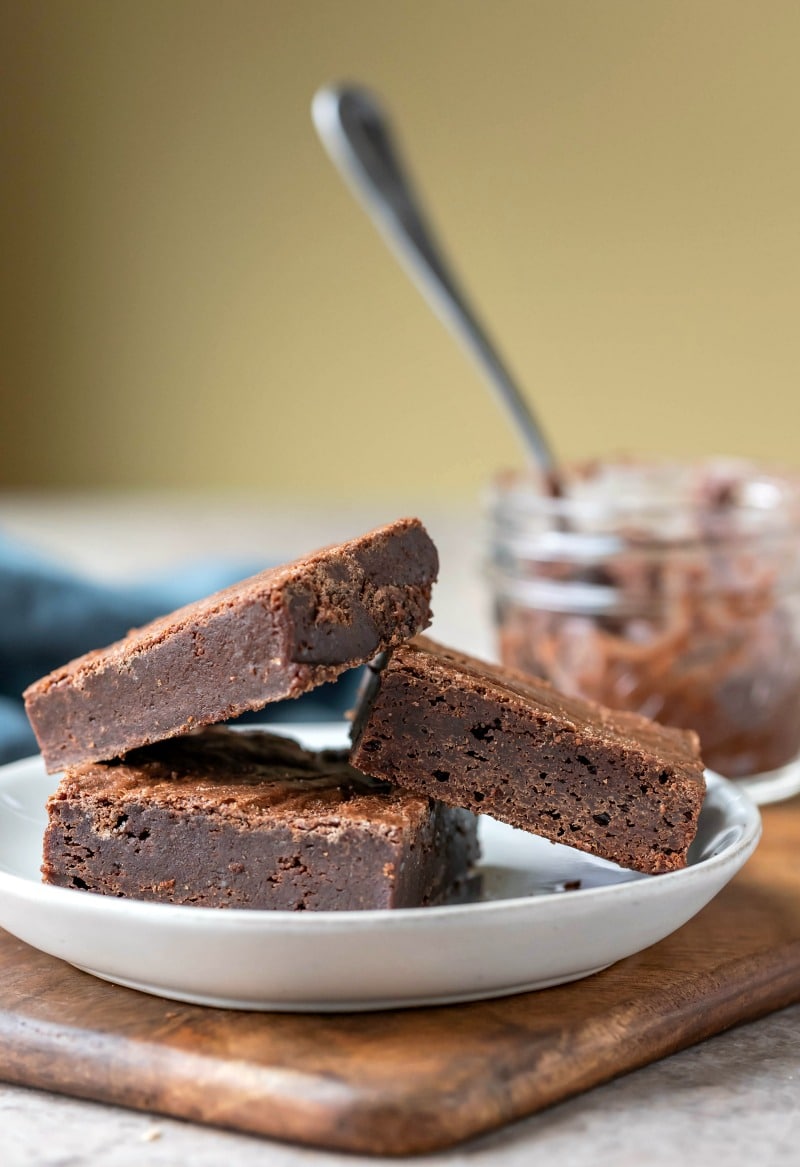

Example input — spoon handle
[312,84,556,473]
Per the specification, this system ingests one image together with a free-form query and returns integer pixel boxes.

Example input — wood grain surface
[1,797,799,1157]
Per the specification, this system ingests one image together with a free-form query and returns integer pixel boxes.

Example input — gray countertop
[2,493,798,1167]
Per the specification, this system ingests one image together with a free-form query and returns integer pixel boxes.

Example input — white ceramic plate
[0,724,761,1012]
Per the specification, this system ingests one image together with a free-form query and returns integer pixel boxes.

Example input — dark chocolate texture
[25,518,438,772]
[42,728,479,910]
[350,638,706,875]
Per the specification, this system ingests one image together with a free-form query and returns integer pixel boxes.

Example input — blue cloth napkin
[0,533,360,765]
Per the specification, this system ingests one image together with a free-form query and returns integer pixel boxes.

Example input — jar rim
[488,456,800,541]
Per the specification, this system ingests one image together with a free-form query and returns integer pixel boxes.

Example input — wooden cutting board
[1,797,799,1157]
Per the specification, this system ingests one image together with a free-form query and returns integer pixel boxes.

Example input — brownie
[42,727,479,910]
[25,518,438,772]
[349,638,707,874]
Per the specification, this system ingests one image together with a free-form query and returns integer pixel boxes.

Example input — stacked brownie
[350,639,706,875]
[29,518,480,910]
[27,517,706,912]
[26,517,440,770]
[43,727,478,910]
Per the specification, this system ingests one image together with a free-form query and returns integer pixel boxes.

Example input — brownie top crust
[24,517,438,771]
[56,727,434,833]
[384,637,704,779]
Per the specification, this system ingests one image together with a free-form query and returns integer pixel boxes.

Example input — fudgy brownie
[25,518,438,772]
[349,638,706,874]
[42,727,479,910]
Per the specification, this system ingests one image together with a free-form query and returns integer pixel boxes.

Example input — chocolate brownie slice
[349,638,706,874]
[42,727,479,910]
[25,518,438,772]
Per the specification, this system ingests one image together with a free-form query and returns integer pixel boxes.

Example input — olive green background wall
[2,1,800,498]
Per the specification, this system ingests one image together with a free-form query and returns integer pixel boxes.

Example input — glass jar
[487,458,800,804]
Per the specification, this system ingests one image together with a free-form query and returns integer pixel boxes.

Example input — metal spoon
[311,83,557,474]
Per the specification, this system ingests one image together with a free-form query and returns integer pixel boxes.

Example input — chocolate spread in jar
[491,459,800,779]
